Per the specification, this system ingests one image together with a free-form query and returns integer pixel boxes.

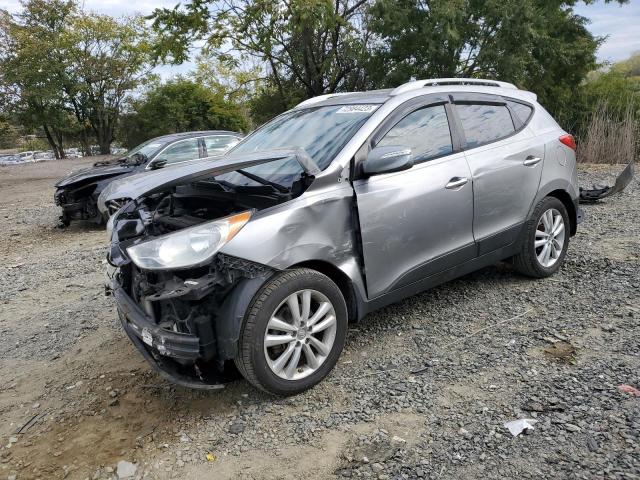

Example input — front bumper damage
[579,159,635,203]
[54,187,103,227]
[106,254,274,389]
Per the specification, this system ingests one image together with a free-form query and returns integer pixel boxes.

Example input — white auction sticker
[142,328,153,346]
[336,105,379,113]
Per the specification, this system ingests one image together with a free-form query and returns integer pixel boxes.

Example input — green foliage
[62,13,153,153]
[0,0,152,156]
[20,137,49,152]
[151,0,630,124]
[570,53,640,148]
[151,0,372,103]
[119,79,248,147]
[367,0,610,127]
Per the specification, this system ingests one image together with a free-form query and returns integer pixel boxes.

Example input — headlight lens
[126,211,252,270]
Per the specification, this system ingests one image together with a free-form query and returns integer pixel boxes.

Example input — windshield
[125,138,168,160]
[219,104,377,187]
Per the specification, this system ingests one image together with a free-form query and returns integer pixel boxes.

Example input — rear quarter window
[456,104,515,148]
[507,101,534,129]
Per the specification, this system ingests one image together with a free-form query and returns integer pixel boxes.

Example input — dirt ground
[0,158,638,480]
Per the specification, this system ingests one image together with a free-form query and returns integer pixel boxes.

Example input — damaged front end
[54,180,105,226]
[105,151,317,388]
[55,160,142,227]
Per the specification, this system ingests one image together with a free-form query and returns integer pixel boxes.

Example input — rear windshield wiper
[236,169,290,193]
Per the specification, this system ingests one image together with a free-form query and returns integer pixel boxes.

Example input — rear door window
[204,135,240,156]
[377,105,453,163]
[456,104,515,148]
[157,138,200,165]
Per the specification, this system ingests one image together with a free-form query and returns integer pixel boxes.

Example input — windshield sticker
[336,105,379,114]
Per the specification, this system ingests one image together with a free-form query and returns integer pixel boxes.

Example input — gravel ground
[0,159,638,480]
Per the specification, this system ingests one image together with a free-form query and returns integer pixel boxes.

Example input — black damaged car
[54,130,243,227]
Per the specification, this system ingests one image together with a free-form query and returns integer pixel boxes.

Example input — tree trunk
[97,124,112,154]
[42,124,64,159]
[92,114,113,155]
[81,128,91,157]
[53,127,66,158]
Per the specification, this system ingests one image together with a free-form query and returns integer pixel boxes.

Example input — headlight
[126,211,252,270]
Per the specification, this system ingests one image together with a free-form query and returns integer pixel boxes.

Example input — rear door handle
[523,156,542,166]
[445,177,469,189]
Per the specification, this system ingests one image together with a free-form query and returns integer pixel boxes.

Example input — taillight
[559,134,576,151]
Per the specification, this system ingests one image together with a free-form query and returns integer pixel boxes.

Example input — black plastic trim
[114,286,201,361]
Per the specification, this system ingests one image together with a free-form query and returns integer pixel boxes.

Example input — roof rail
[295,92,352,109]
[390,78,518,96]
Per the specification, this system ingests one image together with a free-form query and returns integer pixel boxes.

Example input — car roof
[153,130,243,143]
[294,78,538,110]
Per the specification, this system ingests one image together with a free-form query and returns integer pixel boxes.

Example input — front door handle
[445,177,469,189]
[523,155,542,166]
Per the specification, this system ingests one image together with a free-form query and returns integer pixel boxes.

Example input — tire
[513,196,570,278]
[235,268,348,396]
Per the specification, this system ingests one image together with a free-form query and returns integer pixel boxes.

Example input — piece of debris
[14,412,45,434]
[504,419,537,437]
[618,384,640,397]
[579,159,634,202]
[205,453,216,462]
[116,460,137,479]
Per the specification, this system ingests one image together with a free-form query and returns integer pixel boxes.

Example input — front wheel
[513,196,570,278]
[235,269,348,396]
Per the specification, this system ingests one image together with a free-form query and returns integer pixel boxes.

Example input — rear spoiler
[579,159,635,203]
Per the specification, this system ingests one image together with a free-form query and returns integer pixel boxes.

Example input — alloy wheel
[263,289,337,380]
[534,208,566,268]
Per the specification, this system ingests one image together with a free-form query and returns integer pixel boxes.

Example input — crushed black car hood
[55,163,137,188]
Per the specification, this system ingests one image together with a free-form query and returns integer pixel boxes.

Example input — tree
[0,1,77,158]
[151,0,630,127]
[0,1,152,156]
[190,54,264,128]
[62,14,152,154]
[151,0,373,106]
[367,0,629,126]
[119,79,248,147]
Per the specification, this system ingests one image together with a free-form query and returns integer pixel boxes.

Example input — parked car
[53,131,243,227]
[106,78,583,395]
[0,154,21,166]
[34,151,55,161]
[17,151,35,162]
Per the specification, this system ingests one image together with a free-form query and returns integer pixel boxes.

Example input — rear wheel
[235,269,348,396]
[513,196,570,278]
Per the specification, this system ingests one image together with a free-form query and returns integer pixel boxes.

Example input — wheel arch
[546,189,577,236]
[289,260,359,322]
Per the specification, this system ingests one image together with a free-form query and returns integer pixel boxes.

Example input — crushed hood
[97,149,320,214]
[55,163,135,188]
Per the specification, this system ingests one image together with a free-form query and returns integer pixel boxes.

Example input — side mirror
[149,159,167,170]
[362,145,413,177]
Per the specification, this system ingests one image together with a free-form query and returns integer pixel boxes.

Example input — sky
[4,0,640,79]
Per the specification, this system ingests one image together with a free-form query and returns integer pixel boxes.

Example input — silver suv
[106,78,581,395]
